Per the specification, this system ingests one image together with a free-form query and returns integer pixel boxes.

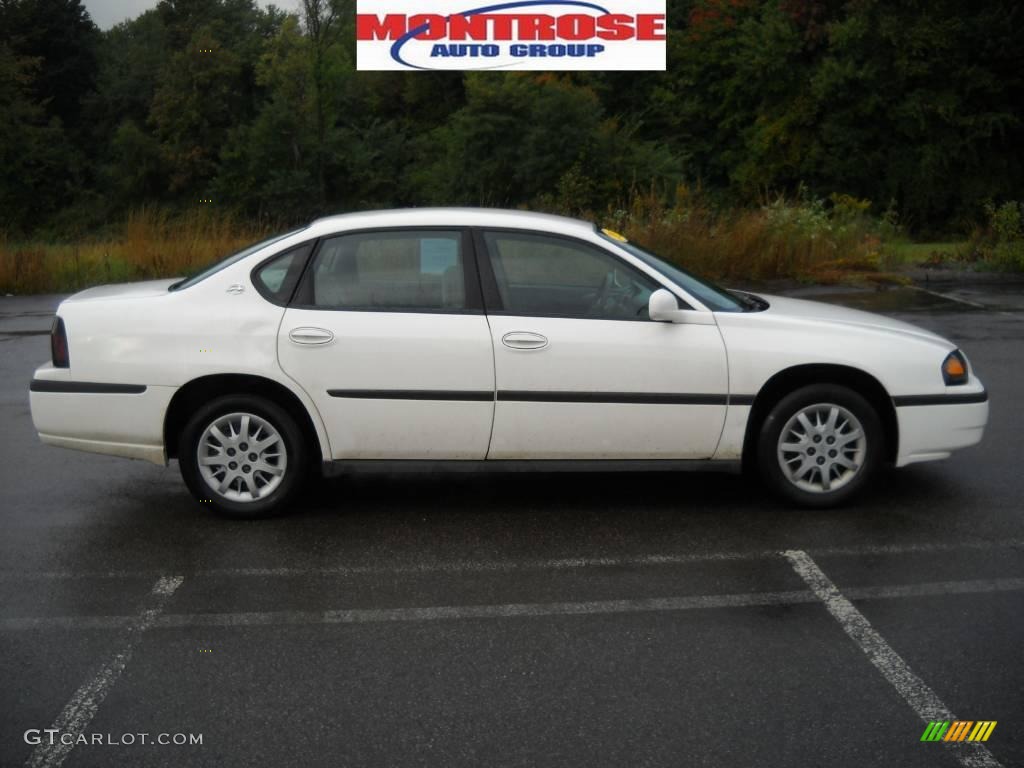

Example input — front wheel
[179,395,306,518]
[757,384,882,508]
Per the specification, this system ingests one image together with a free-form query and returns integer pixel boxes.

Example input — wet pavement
[737,279,1024,314]
[1,283,1022,768]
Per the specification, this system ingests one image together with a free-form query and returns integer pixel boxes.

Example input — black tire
[756,384,883,508]
[178,394,307,519]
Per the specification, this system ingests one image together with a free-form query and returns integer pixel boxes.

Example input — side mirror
[648,289,689,323]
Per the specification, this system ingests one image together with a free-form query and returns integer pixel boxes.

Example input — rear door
[477,229,729,460]
[276,228,495,459]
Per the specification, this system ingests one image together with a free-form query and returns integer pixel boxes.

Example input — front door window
[482,231,658,320]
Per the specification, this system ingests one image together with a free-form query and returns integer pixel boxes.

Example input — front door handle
[502,331,548,350]
[289,327,334,346]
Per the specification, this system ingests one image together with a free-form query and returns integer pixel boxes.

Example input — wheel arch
[164,374,326,463]
[741,364,898,469]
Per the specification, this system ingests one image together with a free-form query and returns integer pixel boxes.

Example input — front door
[477,229,729,460]
[277,228,495,459]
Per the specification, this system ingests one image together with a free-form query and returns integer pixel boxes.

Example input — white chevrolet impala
[29,209,988,517]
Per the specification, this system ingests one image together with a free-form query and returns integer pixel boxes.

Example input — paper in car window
[420,238,459,274]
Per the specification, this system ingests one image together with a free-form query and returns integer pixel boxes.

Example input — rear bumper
[29,370,174,466]
[894,388,989,467]
[36,433,166,464]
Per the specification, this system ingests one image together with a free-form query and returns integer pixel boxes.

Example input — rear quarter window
[253,243,314,304]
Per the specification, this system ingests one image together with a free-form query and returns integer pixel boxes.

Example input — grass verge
[0,208,266,295]
[2,194,996,295]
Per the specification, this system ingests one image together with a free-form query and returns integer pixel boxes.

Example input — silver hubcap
[777,403,866,494]
[197,412,287,503]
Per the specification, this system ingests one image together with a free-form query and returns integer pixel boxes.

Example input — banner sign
[356,1,666,71]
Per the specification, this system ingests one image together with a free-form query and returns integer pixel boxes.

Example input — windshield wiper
[728,289,766,312]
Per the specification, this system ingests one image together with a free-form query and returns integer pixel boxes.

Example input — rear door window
[304,231,467,312]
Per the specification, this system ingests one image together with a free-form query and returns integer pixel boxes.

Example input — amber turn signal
[942,350,968,385]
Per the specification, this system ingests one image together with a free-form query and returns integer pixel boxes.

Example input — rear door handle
[289,327,334,346]
[502,331,548,350]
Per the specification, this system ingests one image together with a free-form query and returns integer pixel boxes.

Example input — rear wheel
[757,384,882,507]
[179,395,306,518]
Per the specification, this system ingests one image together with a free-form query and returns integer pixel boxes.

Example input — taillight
[51,316,69,368]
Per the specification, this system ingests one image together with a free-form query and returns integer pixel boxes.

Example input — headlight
[942,350,968,386]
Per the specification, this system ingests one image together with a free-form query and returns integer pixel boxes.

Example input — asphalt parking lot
[1,283,1022,768]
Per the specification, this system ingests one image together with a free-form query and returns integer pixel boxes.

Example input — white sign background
[356,0,666,71]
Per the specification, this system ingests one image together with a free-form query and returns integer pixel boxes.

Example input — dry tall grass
[0,193,903,295]
[601,187,900,285]
[0,207,266,295]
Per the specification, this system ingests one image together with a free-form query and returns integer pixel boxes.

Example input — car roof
[307,208,598,238]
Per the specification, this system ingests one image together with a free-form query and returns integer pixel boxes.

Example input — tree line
[1,0,1022,238]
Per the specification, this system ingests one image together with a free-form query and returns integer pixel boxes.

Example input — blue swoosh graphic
[390,0,612,70]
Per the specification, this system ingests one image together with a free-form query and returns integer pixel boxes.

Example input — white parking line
[0,590,817,631]
[24,576,183,768]
[783,550,1003,768]
[912,286,989,310]
[2,576,1022,632]
[2,538,1022,581]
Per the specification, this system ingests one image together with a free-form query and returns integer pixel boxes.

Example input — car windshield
[169,227,308,291]
[599,232,746,313]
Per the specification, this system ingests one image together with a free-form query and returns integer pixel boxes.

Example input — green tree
[0,0,99,128]
[301,0,344,207]
[420,73,675,210]
[149,27,247,193]
[145,0,284,196]
[0,45,75,232]
[4,0,1023,236]
[806,0,1024,227]
[215,15,317,220]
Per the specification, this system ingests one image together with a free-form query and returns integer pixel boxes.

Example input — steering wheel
[586,270,641,316]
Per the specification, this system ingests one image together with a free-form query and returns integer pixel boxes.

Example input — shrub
[601,186,895,284]
[965,201,1024,271]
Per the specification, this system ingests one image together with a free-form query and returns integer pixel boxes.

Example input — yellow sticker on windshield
[601,228,628,243]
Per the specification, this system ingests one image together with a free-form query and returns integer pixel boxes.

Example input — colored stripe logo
[921,721,997,742]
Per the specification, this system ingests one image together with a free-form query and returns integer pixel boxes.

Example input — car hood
[755,294,952,346]
[62,278,182,303]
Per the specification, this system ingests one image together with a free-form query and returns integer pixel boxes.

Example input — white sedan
[29,209,988,517]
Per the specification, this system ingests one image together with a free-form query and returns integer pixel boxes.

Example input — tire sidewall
[757,384,883,508]
[179,395,306,518]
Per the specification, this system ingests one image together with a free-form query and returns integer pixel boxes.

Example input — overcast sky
[83,0,300,29]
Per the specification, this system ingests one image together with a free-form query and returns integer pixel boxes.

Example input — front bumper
[894,388,989,467]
